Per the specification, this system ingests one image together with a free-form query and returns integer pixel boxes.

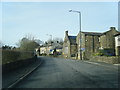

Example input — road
[14,57,119,88]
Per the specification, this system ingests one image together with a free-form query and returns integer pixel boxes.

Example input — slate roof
[114,33,120,37]
[68,36,77,45]
[101,29,119,35]
[82,32,102,36]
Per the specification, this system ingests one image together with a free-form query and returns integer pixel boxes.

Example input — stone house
[99,27,119,56]
[76,27,119,59]
[63,27,119,60]
[39,41,63,55]
[36,44,53,55]
[55,46,63,55]
[40,45,53,55]
[40,46,47,54]
[76,32,102,60]
[62,31,77,58]
[114,33,120,56]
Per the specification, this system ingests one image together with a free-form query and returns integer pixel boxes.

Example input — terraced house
[62,31,77,59]
[99,27,119,56]
[114,33,120,56]
[76,31,102,60]
[63,27,120,60]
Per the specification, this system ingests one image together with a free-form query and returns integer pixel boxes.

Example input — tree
[18,35,40,52]
[0,41,2,48]
[53,37,63,45]
[45,37,63,45]
[2,45,12,50]
[34,39,44,45]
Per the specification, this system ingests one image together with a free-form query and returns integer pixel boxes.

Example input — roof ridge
[102,29,119,35]
[82,31,102,33]
[68,35,77,37]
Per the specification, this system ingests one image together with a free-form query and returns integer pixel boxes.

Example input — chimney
[110,27,116,30]
[65,31,68,36]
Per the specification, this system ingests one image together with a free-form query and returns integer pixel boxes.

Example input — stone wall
[84,35,93,59]
[70,45,77,57]
[2,56,37,73]
[115,46,120,56]
[84,35,100,60]
[93,36,100,53]
[90,56,120,64]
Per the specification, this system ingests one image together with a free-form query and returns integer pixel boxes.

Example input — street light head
[69,10,81,13]
[69,9,72,12]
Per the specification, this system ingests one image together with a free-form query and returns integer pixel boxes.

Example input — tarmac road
[14,56,119,88]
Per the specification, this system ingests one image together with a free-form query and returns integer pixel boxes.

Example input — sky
[1,1,119,46]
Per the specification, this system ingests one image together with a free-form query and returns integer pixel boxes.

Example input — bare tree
[53,37,63,45]
[17,34,40,52]
[25,33,35,41]
[46,37,63,45]
[34,39,44,45]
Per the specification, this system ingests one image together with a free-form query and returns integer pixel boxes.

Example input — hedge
[2,50,34,64]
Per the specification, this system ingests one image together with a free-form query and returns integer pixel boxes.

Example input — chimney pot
[110,27,116,30]
[65,31,68,36]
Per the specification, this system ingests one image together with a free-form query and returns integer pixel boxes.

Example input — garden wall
[2,50,37,73]
[90,56,120,64]
[2,56,37,73]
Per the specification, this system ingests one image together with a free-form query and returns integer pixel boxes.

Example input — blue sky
[1,2,118,46]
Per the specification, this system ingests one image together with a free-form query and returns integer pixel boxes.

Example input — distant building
[62,31,77,59]
[39,41,63,56]
[39,45,54,55]
[40,46,47,54]
[114,33,120,56]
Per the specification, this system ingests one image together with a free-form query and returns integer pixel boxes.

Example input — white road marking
[114,64,120,66]
[84,61,100,65]
[84,61,118,70]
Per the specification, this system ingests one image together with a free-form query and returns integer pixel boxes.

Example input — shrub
[93,53,104,56]
[93,49,115,57]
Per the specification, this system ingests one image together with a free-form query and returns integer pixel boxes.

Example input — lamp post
[69,10,82,60]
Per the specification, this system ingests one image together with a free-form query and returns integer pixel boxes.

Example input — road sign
[81,48,85,51]
[50,49,53,52]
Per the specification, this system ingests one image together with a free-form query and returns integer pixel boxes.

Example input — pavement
[2,57,43,88]
[12,57,119,88]
[83,60,119,70]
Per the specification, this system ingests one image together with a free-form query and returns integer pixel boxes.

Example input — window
[118,38,120,41]
[71,54,75,57]
[98,37,100,42]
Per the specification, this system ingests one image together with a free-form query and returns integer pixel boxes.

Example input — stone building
[62,31,77,58]
[76,32,102,60]
[38,41,63,55]
[63,27,119,60]
[40,45,54,55]
[114,33,120,56]
[77,27,119,59]
[99,27,119,55]
[39,46,46,54]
